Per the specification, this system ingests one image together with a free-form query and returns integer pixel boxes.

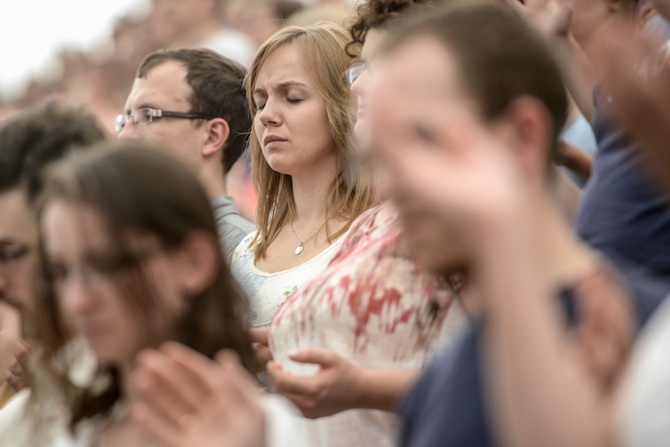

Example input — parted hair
[30,142,256,432]
[245,23,378,261]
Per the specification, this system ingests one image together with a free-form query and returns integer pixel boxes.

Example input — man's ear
[501,96,553,179]
[174,231,221,297]
[202,118,230,159]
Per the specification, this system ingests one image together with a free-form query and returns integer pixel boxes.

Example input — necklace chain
[290,220,326,255]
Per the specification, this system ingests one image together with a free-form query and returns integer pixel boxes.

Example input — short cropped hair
[382,0,568,159]
[0,100,106,198]
[137,48,252,173]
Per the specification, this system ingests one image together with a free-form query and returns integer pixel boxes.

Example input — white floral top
[231,231,346,328]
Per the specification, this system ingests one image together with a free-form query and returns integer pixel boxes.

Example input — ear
[173,231,221,298]
[202,118,230,160]
[497,96,553,181]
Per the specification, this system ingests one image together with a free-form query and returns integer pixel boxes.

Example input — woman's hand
[267,349,363,418]
[130,342,266,447]
[0,302,22,382]
[249,328,272,373]
[268,348,418,418]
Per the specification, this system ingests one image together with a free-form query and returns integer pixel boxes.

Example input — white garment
[620,295,670,447]
[268,205,464,447]
[0,389,308,447]
[231,231,346,328]
[199,29,256,67]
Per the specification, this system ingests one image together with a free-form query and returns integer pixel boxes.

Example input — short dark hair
[383,0,568,159]
[346,0,436,57]
[0,100,106,198]
[137,48,252,173]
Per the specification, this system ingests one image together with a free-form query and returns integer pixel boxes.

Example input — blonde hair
[246,22,378,261]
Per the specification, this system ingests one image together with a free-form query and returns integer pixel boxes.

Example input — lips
[263,135,287,147]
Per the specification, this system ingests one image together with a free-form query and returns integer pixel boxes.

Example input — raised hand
[130,343,266,447]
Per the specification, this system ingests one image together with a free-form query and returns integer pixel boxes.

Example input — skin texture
[266,30,423,418]
[350,28,385,146]
[250,42,346,273]
[130,343,265,447]
[0,188,36,387]
[369,33,633,447]
[252,43,336,178]
[267,349,417,418]
[118,61,230,197]
[42,199,186,372]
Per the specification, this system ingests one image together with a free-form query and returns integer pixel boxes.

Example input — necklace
[290,220,325,255]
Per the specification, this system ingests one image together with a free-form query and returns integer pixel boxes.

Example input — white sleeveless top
[231,231,346,328]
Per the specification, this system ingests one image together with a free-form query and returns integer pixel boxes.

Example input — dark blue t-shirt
[400,290,579,447]
[574,15,670,324]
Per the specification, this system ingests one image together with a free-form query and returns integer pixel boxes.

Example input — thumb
[288,348,336,367]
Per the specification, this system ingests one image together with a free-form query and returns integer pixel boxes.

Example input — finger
[249,327,270,346]
[131,400,182,447]
[267,361,319,396]
[160,342,222,392]
[132,350,206,423]
[216,349,263,391]
[287,348,335,367]
[254,345,273,370]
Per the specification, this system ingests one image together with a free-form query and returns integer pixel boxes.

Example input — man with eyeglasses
[0,100,106,406]
[117,48,255,262]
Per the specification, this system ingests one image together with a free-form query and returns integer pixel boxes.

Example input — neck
[200,165,228,198]
[290,161,338,224]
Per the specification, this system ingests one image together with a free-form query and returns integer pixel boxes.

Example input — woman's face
[41,199,186,369]
[350,28,386,146]
[252,43,336,177]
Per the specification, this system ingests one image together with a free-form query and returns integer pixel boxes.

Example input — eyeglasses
[346,60,374,86]
[0,243,30,273]
[115,107,213,133]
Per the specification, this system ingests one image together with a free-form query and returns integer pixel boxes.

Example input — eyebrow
[253,81,308,96]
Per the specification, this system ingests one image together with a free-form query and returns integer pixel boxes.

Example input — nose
[258,99,281,127]
[350,69,371,100]
[117,119,141,141]
[59,271,99,319]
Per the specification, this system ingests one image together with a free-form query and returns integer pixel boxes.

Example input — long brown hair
[246,23,379,261]
[29,142,255,431]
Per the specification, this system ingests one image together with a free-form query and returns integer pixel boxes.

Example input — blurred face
[350,28,386,145]
[118,61,208,171]
[0,188,37,311]
[252,43,336,177]
[369,36,478,273]
[150,0,214,42]
[570,0,623,48]
[42,199,186,369]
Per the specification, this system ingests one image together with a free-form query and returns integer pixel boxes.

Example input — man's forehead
[126,61,192,109]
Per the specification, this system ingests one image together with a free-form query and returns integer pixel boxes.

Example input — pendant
[295,243,304,255]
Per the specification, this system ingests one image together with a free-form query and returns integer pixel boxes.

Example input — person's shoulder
[231,231,259,266]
